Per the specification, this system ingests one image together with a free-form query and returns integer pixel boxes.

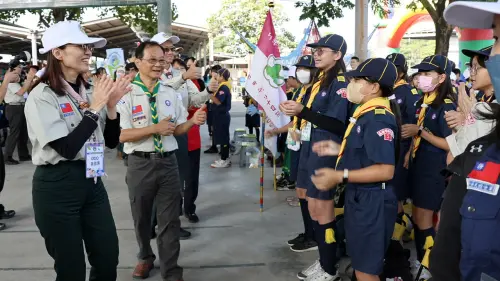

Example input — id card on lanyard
[68,96,106,182]
[287,128,300,151]
[301,122,312,141]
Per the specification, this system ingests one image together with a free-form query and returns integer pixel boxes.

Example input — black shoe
[19,155,31,161]
[204,147,218,154]
[0,210,15,220]
[290,239,318,253]
[180,227,191,240]
[185,213,199,223]
[287,233,305,246]
[0,223,5,231]
[5,157,19,165]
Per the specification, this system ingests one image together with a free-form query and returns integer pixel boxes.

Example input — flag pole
[273,157,277,191]
[260,110,265,212]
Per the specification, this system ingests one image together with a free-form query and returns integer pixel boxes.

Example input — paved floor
[0,101,349,281]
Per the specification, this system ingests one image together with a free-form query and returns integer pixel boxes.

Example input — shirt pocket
[460,190,500,266]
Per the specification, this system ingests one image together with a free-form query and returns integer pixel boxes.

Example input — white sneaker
[305,266,340,281]
[211,159,231,168]
[411,260,431,280]
[297,260,321,280]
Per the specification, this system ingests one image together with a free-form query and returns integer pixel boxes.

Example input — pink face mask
[417,75,438,93]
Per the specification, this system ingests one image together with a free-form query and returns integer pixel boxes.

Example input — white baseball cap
[444,0,500,29]
[39,21,107,54]
[150,32,180,45]
[288,66,297,78]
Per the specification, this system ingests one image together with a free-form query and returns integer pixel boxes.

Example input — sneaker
[290,239,318,253]
[297,260,321,280]
[305,267,340,281]
[278,181,296,191]
[287,233,305,246]
[180,227,191,240]
[211,159,231,168]
[5,157,19,165]
[411,261,431,280]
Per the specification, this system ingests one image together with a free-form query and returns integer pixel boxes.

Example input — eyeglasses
[312,48,337,56]
[68,44,94,53]
[164,47,175,53]
[469,65,483,75]
[141,58,167,66]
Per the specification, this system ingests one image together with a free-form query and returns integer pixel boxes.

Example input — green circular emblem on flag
[263,55,286,88]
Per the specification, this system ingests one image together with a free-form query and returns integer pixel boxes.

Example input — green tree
[0,3,178,35]
[296,0,492,56]
[208,0,296,55]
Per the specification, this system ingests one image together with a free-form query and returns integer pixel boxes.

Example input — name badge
[85,143,105,179]
[301,122,312,142]
[286,128,300,151]
[466,178,499,196]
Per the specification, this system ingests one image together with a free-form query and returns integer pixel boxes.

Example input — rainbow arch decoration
[385,10,430,50]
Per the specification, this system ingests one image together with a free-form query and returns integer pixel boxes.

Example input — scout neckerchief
[291,87,301,101]
[336,97,393,167]
[215,81,231,96]
[292,85,311,130]
[481,92,495,103]
[300,72,324,129]
[411,91,437,158]
[61,79,90,110]
[132,75,163,153]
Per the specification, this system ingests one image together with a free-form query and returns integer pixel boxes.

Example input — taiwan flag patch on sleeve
[60,103,75,117]
[469,161,500,184]
[132,105,143,116]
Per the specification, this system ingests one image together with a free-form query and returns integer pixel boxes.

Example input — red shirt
[187,79,203,151]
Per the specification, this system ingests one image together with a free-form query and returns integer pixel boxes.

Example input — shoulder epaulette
[337,75,345,82]
[374,108,386,115]
[411,88,418,95]
[444,98,453,104]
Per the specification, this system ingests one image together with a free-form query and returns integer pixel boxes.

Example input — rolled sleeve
[364,120,397,165]
[187,80,210,107]
[24,88,69,148]
[161,75,185,91]
[116,95,133,129]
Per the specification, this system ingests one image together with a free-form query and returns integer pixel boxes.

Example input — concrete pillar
[209,33,214,64]
[354,0,369,60]
[197,43,201,61]
[30,30,38,64]
[157,0,172,35]
[204,40,209,67]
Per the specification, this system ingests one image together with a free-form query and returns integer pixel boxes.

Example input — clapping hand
[312,140,341,156]
[444,110,465,129]
[279,100,304,116]
[108,75,132,108]
[90,75,114,112]
[311,168,342,191]
[401,124,420,139]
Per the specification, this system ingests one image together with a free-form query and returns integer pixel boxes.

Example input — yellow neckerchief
[291,87,301,100]
[481,92,494,103]
[215,81,231,96]
[411,91,437,158]
[336,97,393,167]
[299,72,324,129]
[394,79,408,88]
[292,84,312,130]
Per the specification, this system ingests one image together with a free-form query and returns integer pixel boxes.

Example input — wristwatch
[417,126,423,136]
[342,169,349,184]
[84,109,100,123]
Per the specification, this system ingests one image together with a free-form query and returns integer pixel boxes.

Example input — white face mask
[296,69,311,84]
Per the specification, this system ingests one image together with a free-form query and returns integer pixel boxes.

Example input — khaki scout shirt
[5,83,25,104]
[24,83,106,165]
[160,67,209,108]
[117,83,188,154]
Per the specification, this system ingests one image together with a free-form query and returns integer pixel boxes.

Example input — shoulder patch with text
[336,88,347,98]
[377,128,394,141]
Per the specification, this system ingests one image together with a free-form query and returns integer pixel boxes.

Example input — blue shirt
[310,75,350,143]
[213,85,232,114]
[393,84,420,125]
[414,99,456,153]
[336,109,398,189]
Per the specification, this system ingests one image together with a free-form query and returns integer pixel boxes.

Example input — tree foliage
[0,3,178,35]
[207,0,296,55]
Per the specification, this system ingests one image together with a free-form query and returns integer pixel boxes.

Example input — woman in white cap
[24,20,131,281]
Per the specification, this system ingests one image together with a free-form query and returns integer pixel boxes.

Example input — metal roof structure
[0,21,37,57]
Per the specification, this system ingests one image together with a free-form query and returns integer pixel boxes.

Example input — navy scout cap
[411,54,453,76]
[345,58,397,89]
[307,34,347,55]
[462,45,493,59]
[386,53,407,69]
[295,55,316,68]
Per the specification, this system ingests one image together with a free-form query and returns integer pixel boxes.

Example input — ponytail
[389,99,403,164]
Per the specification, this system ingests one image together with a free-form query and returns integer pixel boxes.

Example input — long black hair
[315,53,346,90]
[363,77,403,163]
[478,103,500,148]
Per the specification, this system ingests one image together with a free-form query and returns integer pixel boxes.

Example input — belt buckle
[150,152,162,159]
